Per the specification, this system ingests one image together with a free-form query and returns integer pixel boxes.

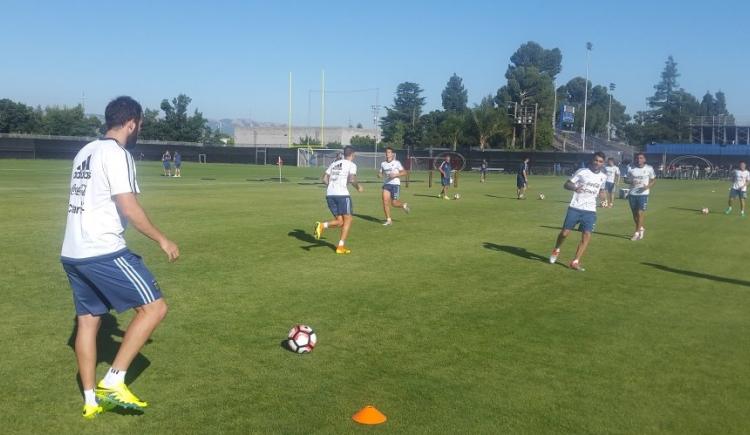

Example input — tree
[350,135,376,146]
[380,82,425,148]
[441,73,468,112]
[471,96,509,150]
[41,105,101,136]
[0,99,41,133]
[440,112,469,150]
[700,92,716,116]
[557,78,629,137]
[495,41,561,149]
[139,94,208,142]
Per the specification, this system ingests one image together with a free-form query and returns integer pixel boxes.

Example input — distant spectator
[173,151,182,178]
[162,150,172,177]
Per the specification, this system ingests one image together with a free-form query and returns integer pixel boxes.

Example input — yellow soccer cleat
[95,381,148,410]
[82,403,104,419]
[335,246,351,254]
[314,221,323,240]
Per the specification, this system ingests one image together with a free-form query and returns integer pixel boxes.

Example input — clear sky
[2,0,749,126]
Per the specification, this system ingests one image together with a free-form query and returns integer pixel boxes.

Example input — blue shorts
[163,161,171,169]
[729,188,747,199]
[628,194,649,211]
[562,207,597,233]
[605,182,615,193]
[326,195,352,216]
[516,176,527,188]
[62,249,162,316]
[383,184,400,200]
[174,161,182,168]
[441,177,451,186]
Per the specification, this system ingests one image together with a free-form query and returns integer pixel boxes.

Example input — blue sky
[2,0,750,126]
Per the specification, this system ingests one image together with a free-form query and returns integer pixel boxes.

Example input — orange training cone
[352,405,387,425]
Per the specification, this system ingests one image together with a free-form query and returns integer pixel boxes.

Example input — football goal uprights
[297,148,386,170]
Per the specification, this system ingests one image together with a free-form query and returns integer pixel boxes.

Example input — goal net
[297,148,386,170]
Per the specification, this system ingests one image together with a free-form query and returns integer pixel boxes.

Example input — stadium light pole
[607,82,616,141]
[582,42,592,152]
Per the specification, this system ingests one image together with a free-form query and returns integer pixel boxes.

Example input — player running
[438,154,452,199]
[549,152,607,271]
[314,146,363,254]
[517,156,530,199]
[626,153,656,240]
[61,97,179,418]
[377,147,410,225]
[726,161,749,217]
[603,157,620,207]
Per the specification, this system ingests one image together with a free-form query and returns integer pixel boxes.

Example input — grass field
[1,158,749,434]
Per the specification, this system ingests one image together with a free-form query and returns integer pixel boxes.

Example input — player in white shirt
[625,153,656,240]
[314,146,363,254]
[60,97,179,418]
[377,147,410,226]
[602,157,620,208]
[549,152,607,271]
[725,161,749,217]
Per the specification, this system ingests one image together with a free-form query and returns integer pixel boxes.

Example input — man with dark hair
[626,152,656,240]
[517,156,530,199]
[378,147,409,225]
[314,146,363,254]
[549,152,607,271]
[725,160,749,217]
[438,154,452,199]
[61,96,179,418]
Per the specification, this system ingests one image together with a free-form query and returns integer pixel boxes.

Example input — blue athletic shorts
[628,194,649,211]
[383,184,400,200]
[174,161,182,168]
[605,181,615,193]
[163,161,171,169]
[729,188,747,199]
[326,195,352,216]
[516,176,526,188]
[62,249,162,315]
[441,176,451,186]
[562,207,597,233]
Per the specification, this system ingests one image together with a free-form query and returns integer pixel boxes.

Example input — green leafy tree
[158,94,208,142]
[297,135,321,146]
[42,105,101,136]
[0,99,42,133]
[350,135,376,146]
[381,82,425,148]
[471,96,509,150]
[440,111,469,150]
[441,74,468,112]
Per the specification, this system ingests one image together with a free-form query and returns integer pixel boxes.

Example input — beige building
[234,125,378,147]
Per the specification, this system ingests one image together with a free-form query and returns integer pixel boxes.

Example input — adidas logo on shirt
[74,155,92,179]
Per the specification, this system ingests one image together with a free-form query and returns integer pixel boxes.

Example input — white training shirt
[325,159,357,196]
[568,168,607,212]
[380,159,404,186]
[731,169,750,191]
[626,164,656,196]
[61,139,139,260]
[604,165,620,183]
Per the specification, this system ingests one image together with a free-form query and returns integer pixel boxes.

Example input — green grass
[1,159,748,434]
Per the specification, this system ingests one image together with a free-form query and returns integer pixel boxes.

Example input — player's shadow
[413,193,439,198]
[67,314,150,415]
[287,229,336,251]
[539,225,630,240]
[669,206,715,214]
[353,213,382,224]
[483,243,549,263]
[642,262,750,287]
[485,194,519,200]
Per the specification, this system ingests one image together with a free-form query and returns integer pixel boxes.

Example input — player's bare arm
[348,175,364,192]
[114,193,180,262]
[322,173,330,186]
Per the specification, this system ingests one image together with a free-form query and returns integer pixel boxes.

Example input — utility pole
[582,42,592,151]
[607,82,616,141]
[532,103,539,150]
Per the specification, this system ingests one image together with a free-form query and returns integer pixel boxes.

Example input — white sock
[338,240,344,247]
[83,389,98,406]
[323,222,329,229]
[102,367,126,387]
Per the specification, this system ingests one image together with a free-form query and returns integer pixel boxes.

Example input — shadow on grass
[413,193,440,198]
[669,206,719,214]
[482,242,550,263]
[485,194,519,200]
[67,314,151,410]
[353,213,383,224]
[642,262,750,287]
[539,225,630,240]
[287,229,336,251]
[246,177,289,182]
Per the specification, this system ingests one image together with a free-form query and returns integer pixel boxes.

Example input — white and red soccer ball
[287,324,317,354]
[701,207,709,215]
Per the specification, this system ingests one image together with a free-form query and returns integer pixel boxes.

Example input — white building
[234,125,378,147]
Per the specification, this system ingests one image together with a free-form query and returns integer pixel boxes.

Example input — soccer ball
[453,193,461,200]
[287,324,317,354]
[600,200,608,208]
[701,207,709,214]
[538,193,545,200]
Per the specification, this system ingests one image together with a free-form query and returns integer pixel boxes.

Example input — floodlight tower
[582,42,592,151]
[607,82,616,141]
